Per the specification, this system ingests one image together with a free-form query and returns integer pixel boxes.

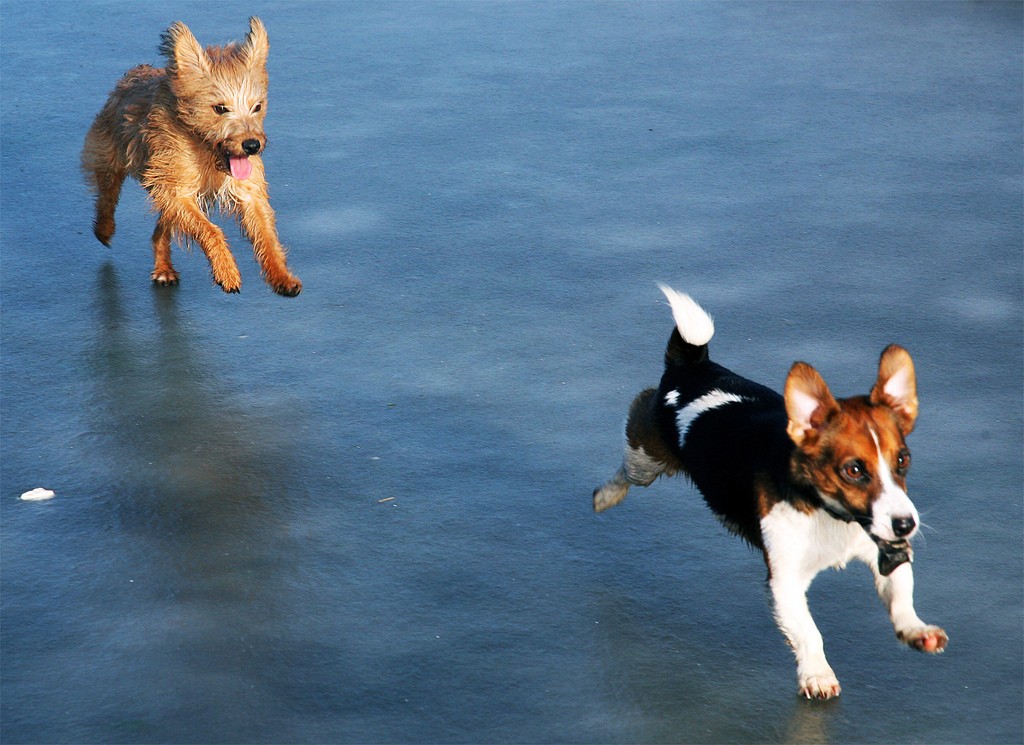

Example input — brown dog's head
[784,345,920,545]
[159,17,270,179]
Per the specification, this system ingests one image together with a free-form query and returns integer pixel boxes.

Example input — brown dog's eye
[253,102,262,113]
[896,449,911,473]
[213,105,229,115]
[841,460,868,483]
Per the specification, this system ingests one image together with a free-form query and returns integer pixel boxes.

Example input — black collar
[819,497,913,576]
[871,534,913,576]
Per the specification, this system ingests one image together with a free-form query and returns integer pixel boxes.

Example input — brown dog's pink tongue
[229,155,252,180]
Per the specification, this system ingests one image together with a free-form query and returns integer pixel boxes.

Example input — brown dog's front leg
[156,198,242,293]
[235,191,302,297]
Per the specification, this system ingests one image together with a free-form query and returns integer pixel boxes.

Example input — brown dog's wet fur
[81,17,301,296]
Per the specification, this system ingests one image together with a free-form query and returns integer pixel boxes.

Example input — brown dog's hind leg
[92,169,125,247]
[82,125,126,247]
[150,218,179,286]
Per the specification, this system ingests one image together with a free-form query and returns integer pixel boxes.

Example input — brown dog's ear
[240,17,269,70]
[785,362,839,446]
[870,344,918,434]
[160,21,209,78]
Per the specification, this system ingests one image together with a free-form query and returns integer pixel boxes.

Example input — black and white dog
[593,286,947,699]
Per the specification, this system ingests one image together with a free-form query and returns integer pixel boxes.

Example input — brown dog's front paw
[272,275,302,297]
[213,267,242,294]
[899,625,948,653]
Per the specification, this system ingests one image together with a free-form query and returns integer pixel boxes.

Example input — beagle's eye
[841,460,868,483]
[213,104,230,115]
[896,449,911,473]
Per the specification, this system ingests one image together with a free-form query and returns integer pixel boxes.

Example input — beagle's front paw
[899,625,948,653]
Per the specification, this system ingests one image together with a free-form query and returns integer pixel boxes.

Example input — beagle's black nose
[892,516,916,538]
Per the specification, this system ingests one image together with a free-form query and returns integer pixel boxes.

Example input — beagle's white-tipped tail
[657,284,715,347]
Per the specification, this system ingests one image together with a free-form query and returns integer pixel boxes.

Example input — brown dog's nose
[892,516,916,538]
[242,139,261,155]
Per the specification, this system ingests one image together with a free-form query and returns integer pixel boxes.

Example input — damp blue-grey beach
[2,2,1021,743]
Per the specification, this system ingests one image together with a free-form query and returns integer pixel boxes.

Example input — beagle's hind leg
[593,467,633,513]
[593,387,677,512]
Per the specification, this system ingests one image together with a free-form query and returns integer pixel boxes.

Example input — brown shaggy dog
[81,17,301,296]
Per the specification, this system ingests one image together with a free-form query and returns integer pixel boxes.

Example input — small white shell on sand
[20,488,55,501]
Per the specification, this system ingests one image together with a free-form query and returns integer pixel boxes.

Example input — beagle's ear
[785,361,839,447]
[871,344,918,434]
